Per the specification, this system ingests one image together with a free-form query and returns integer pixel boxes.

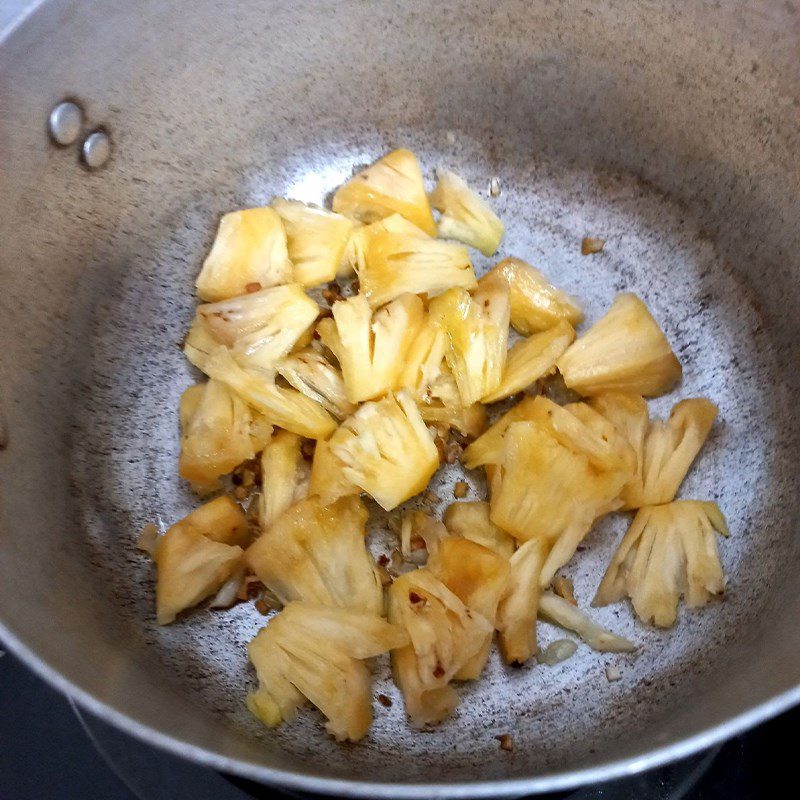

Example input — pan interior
[1,0,799,791]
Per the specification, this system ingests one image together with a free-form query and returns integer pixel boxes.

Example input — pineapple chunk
[416,369,488,437]
[154,523,244,624]
[195,284,319,373]
[258,430,309,530]
[482,319,576,403]
[443,501,516,559]
[480,257,583,335]
[496,538,547,664]
[489,421,623,546]
[202,347,336,439]
[388,569,493,727]
[400,510,447,561]
[430,282,510,406]
[195,208,292,302]
[357,217,476,308]
[183,318,222,374]
[538,592,635,652]
[272,198,355,288]
[462,395,540,469]
[246,496,383,614]
[397,314,449,398]
[247,602,408,741]
[277,348,357,419]
[594,501,729,627]
[328,293,424,403]
[328,391,439,511]
[557,293,681,397]
[332,148,437,236]
[631,398,718,509]
[428,538,511,679]
[178,380,261,489]
[429,169,504,256]
[181,495,250,546]
[308,437,359,506]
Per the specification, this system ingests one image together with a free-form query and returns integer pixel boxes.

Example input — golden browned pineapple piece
[258,430,309,530]
[195,208,292,301]
[594,501,729,627]
[325,293,424,402]
[482,319,576,403]
[277,348,357,419]
[400,510,448,561]
[430,282,510,406]
[247,602,408,741]
[308,437,359,506]
[356,215,476,308]
[180,495,250,546]
[327,391,439,510]
[461,395,540,469]
[496,538,547,664]
[443,501,516,559]
[479,257,583,335]
[246,495,382,614]
[272,198,355,288]
[388,570,493,727]
[429,169,504,256]
[428,538,511,678]
[556,293,681,397]
[154,514,245,625]
[332,148,437,235]
[193,284,319,373]
[178,380,263,490]
[538,592,635,652]
[202,347,337,439]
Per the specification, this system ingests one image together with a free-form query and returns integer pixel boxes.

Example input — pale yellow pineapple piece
[388,569,493,727]
[430,282,510,406]
[482,319,576,403]
[277,348,357,419]
[272,198,355,288]
[328,391,439,510]
[202,347,336,439]
[246,495,382,614]
[631,399,718,509]
[538,592,635,652]
[258,430,309,530]
[443,501,516,559]
[429,169,504,256]
[428,538,511,679]
[327,293,424,402]
[397,314,449,398]
[336,214,422,277]
[332,148,437,235]
[400,510,448,561]
[183,318,223,374]
[462,395,540,469]
[308,437,359,507]
[196,208,292,302]
[154,523,244,625]
[180,495,250,546]
[178,380,261,490]
[496,538,547,665]
[195,284,319,373]
[594,501,729,627]
[557,293,682,397]
[480,257,583,335]
[247,602,408,741]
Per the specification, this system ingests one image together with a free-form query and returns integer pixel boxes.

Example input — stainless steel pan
[1,0,799,796]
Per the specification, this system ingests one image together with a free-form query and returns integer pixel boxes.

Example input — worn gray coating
[1,0,799,796]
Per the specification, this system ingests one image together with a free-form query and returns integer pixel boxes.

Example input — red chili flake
[377,554,390,567]
[245,282,262,293]
[377,694,393,708]
[408,591,425,605]
[433,663,445,678]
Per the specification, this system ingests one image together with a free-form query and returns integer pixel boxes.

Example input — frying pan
[1,0,799,796]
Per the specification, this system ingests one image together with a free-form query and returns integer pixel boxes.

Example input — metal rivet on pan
[81,130,111,169]
[48,101,83,146]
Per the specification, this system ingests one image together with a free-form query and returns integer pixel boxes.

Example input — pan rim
[2,616,799,798]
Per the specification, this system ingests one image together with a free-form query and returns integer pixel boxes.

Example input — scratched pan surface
[1,0,800,796]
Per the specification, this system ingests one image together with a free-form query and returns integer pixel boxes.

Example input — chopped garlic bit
[539,639,578,666]
[581,236,605,255]
[489,177,501,197]
[605,665,623,682]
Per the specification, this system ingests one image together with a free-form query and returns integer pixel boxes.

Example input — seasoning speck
[254,599,270,615]
[581,236,605,255]
[245,282,262,293]
[605,665,622,682]
[489,177,501,197]
[496,733,514,751]
[377,693,393,708]
[453,481,469,499]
